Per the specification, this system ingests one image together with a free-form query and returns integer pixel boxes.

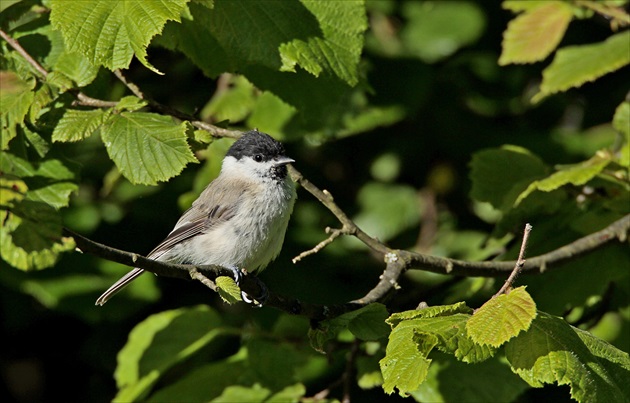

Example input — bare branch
[494,223,532,297]
[293,227,343,263]
[0,28,48,78]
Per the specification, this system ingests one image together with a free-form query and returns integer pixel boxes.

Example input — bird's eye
[254,154,263,162]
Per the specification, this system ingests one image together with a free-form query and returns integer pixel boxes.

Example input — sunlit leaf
[215,276,242,304]
[0,71,35,149]
[515,153,612,206]
[49,0,189,73]
[100,112,197,185]
[506,312,630,402]
[533,31,630,102]
[467,286,537,347]
[0,153,78,208]
[52,108,111,142]
[499,2,573,65]
[1,199,75,270]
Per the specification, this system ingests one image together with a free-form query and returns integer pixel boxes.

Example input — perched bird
[96,130,296,305]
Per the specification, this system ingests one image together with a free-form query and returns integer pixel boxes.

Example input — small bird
[96,130,296,305]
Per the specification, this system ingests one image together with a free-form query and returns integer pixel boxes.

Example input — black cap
[226,130,287,162]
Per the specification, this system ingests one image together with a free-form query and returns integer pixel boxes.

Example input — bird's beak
[273,156,295,167]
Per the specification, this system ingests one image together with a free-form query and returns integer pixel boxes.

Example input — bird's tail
[95,268,145,306]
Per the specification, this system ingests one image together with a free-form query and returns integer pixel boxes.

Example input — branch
[399,214,630,277]
[0,29,48,78]
[63,228,363,321]
[494,223,532,297]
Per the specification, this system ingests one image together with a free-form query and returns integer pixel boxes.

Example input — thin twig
[0,28,48,77]
[494,223,532,297]
[293,227,343,263]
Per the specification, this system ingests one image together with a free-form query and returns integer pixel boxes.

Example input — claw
[241,276,269,308]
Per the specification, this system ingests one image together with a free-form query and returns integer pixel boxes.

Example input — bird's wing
[146,180,244,260]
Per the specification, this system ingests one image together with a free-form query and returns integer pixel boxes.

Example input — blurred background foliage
[1,0,628,402]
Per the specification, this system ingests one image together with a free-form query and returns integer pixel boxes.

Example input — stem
[494,223,532,297]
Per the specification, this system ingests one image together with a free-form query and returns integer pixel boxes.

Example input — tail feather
[95,268,146,306]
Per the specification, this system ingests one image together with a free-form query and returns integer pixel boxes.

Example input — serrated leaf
[52,108,110,142]
[515,154,611,206]
[380,325,435,395]
[279,0,367,85]
[467,286,537,347]
[506,312,630,402]
[44,27,100,87]
[469,146,548,210]
[100,112,197,185]
[115,305,226,401]
[386,302,473,327]
[215,276,242,304]
[499,2,573,65]
[49,0,189,73]
[533,30,630,102]
[114,96,149,112]
[0,71,35,149]
[1,199,75,270]
[381,307,497,395]
[0,153,78,208]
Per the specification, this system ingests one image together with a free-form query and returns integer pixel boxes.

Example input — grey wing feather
[95,178,243,305]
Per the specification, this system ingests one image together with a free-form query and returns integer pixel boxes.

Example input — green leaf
[215,276,242,304]
[1,199,75,270]
[45,27,100,87]
[309,303,389,352]
[499,2,573,65]
[266,383,306,403]
[469,145,548,210]
[211,384,271,403]
[386,302,473,328]
[381,305,496,395]
[0,153,78,208]
[352,182,421,244]
[279,0,367,86]
[502,0,553,12]
[49,0,190,73]
[380,324,435,395]
[533,30,630,102]
[115,305,227,401]
[613,100,629,138]
[506,312,630,402]
[0,71,35,149]
[100,112,197,185]
[0,175,27,206]
[52,108,110,142]
[146,358,247,402]
[515,153,612,206]
[114,95,149,112]
[400,1,486,63]
[411,352,530,403]
[200,75,256,123]
[467,286,537,347]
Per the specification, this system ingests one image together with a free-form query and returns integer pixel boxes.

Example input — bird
[95,130,297,306]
